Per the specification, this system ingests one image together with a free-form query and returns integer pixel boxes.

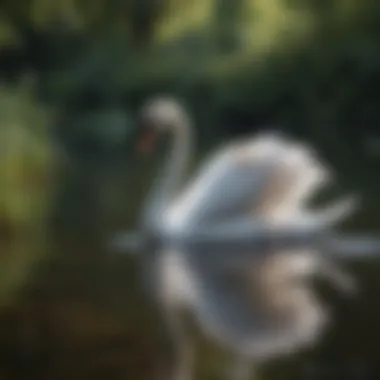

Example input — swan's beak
[137,126,157,155]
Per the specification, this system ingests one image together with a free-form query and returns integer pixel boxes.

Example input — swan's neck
[164,122,191,198]
[143,121,191,230]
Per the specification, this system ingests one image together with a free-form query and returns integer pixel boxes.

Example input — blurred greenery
[0,0,380,379]
[0,82,54,305]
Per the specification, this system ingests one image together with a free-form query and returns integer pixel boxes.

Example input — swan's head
[137,97,189,154]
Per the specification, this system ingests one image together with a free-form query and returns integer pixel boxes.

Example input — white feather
[164,133,293,235]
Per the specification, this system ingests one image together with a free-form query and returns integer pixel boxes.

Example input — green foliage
[0,81,54,305]
[1,1,380,379]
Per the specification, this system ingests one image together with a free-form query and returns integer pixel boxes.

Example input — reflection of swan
[112,98,379,380]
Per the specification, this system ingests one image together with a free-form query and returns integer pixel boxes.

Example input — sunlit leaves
[0,82,53,304]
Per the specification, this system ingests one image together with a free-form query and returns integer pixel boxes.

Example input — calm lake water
[1,155,380,380]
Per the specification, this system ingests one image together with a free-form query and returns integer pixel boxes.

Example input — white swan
[112,97,380,380]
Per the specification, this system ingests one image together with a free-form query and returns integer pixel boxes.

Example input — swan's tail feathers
[320,195,359,223]
[109,231,143,254]
[255,140,333,220]
[297,195,360,229]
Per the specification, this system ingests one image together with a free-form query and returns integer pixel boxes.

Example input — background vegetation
[1,0,380,379]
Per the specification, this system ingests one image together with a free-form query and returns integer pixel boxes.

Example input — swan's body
[153,136,346,364]
[112,98,380,380]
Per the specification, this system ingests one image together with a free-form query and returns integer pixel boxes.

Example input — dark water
[1,156,380,380]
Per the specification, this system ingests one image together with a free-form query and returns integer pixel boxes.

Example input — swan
[112,97,380,380]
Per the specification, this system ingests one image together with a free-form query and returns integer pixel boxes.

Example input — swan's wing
[164,132,293,234]
[165,133,340,234]
[252,139,358,229]
[165,131,354,235]
[254,142,330,219]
